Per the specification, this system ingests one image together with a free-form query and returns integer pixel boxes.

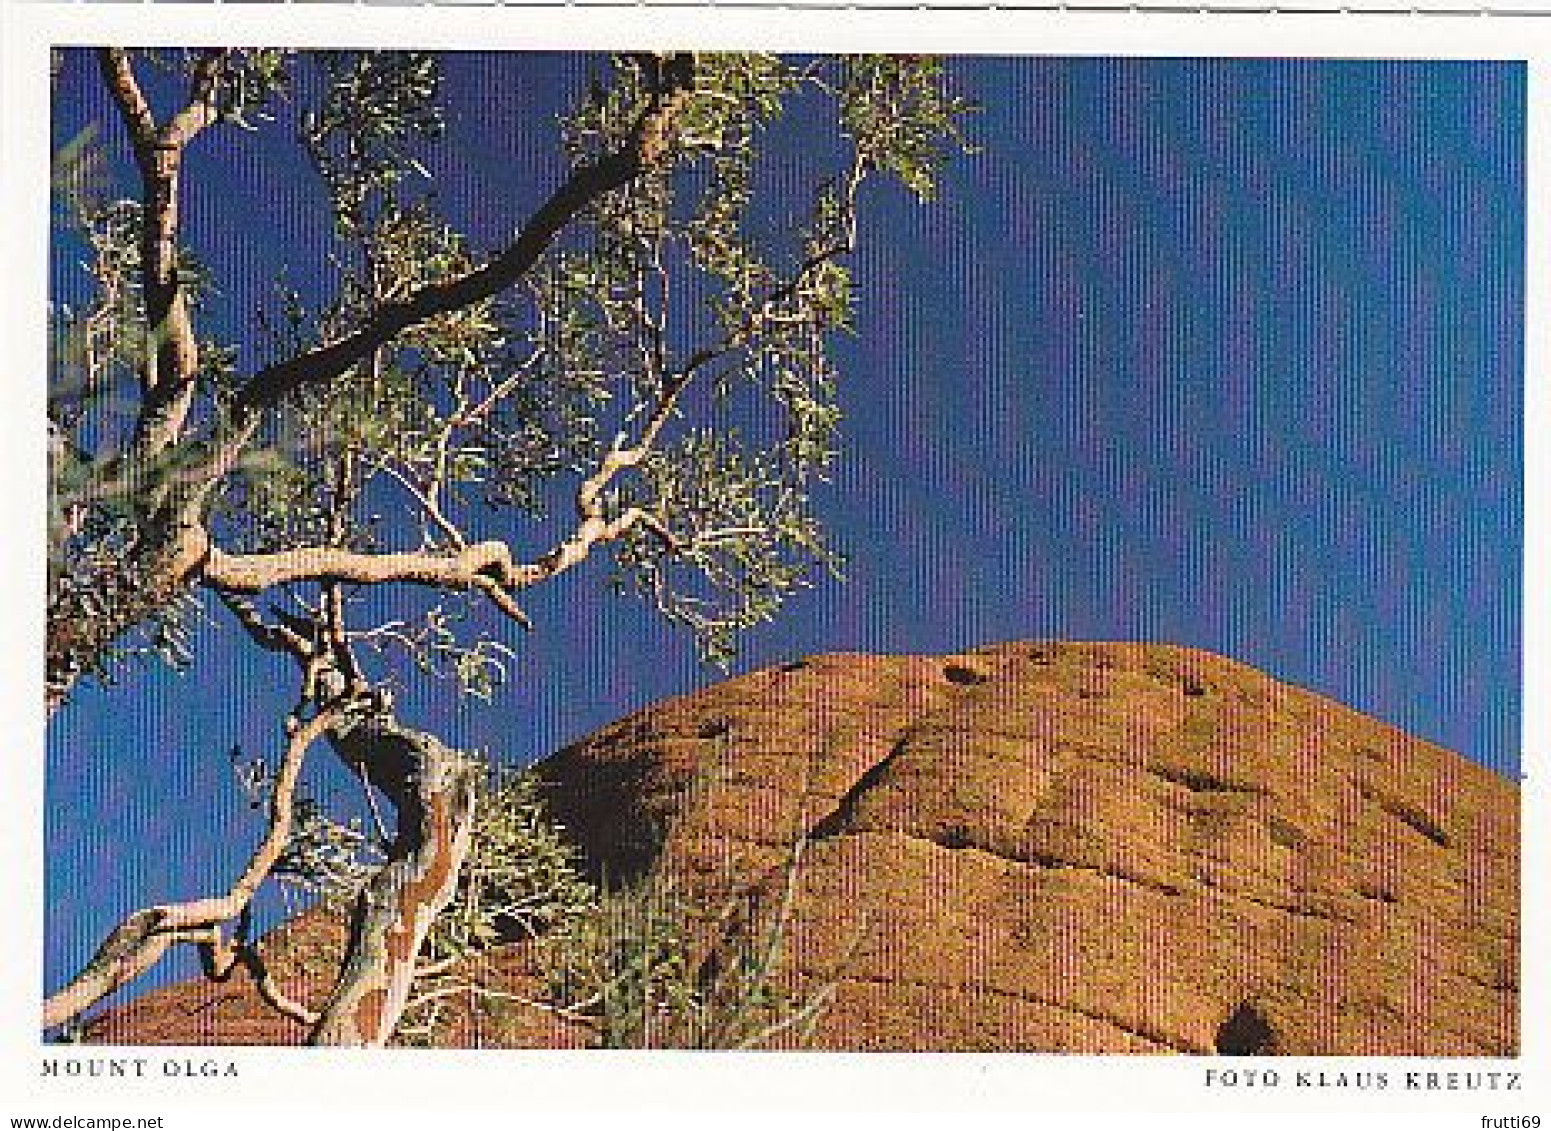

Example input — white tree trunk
[309,719,478,1047]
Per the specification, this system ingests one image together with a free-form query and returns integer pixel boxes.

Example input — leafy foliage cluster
[392,765,600,1045]
[542,846,827,1050]
[44,47,970,1044]
[426,766,598,959]
[54,50,974,691]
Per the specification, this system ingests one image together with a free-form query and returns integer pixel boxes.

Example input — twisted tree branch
[97,50,157,150]
[98,48,229,455]
[195,917,320,1027]
[46,56,699,708]
[41,705,340,1030]
[308,719,479,1046]
[204,541,534,629]
[234,54,698,414]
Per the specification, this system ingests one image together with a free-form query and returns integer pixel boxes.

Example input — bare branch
[204,541,534,629]
[447,349,543,430]
[367,456,468,550]
[41,707,340,1029]
[165,50,227,144]
[413,956,461,980]
[244,949,322,1027]
[527,505,653,585]
[97,49,230,454]
[98,48,227,161]
[212,589,316,661]
[97,50,158,151]
[195,919,320,1028]
[234,55,699,414]
[355,762,392,845]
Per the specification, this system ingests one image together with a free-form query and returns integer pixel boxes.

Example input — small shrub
[425,764,596,959]
[394,763,596,1045]
[394,747,838,1050]
[542,839,834,1049]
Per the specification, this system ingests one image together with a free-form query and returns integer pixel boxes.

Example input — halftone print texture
[45,50,1521,1053]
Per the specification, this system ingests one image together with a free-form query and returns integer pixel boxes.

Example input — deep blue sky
[46,53,1524,1000]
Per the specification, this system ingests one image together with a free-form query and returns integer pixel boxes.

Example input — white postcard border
[1,4,1544,1122]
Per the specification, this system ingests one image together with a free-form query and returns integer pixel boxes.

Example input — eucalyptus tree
[45,48,970,1046]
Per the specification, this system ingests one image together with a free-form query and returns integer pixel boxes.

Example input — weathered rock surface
[83,642,1519,1054]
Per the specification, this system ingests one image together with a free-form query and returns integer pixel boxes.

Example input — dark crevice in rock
[1460,973,1516,994]
[1108,867,1185,897]
[1018,849,1187,897]
[933,825,974,850]
[943,664,989,686]
[1022,847,1067,870]
[1266,819,1305,848]
[1356,884,1399,905]
[1149,763,1253,795]
[1380,799,1453,849]
[834,827,1187,899]
[1134,658,1216,699]
[809,738,910,840]
[1018,847,1185,897]
[1216,1001,1278,1055]
[1232,889,1355,924]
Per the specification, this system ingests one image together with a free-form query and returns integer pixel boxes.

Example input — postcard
[1,2,1545,1124]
